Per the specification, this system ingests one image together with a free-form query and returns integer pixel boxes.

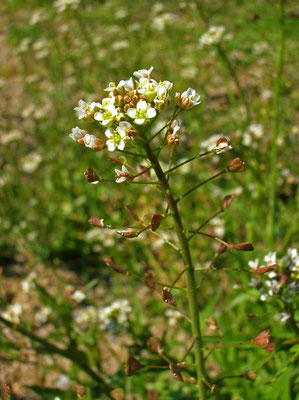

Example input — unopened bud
[123,104,130,112]
[162,287,177,307]
[89,216,105,228]
[243,370,257,381]
[84,167,100,183]
[228,158,245,172]
[125,356,144,376]
[104,256,128,275]
[114,95,124,107]
[233,242,254,251]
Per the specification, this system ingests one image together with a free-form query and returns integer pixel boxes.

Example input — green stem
[142,138,206,399]
[176,170,226,202]
[267,0,286,246]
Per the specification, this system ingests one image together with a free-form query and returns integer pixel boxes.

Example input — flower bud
[104,256,128,275]
[162,287,177,307]
[233,242,254,251]
[125,356,144,376]
[243,370,257,381]
[227,158,245,172]
[123,104,130,112]
[114,95,124,107]
[84,168,100,183]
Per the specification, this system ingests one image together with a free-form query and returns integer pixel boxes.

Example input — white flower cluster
[70,67,201,154]
[1,303,23,324]
[98,299,132,330]
[198,25,228,49]
[21,271,37,293]
[165,309,182,326]
[54,0,80,13]
[248,249,299,303]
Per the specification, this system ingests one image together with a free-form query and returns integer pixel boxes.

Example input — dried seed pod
[117,230,139,238]
[162,287,177,307]
[151,214,163,231]
[222,194,236,210]
[125,356,144,376]
[169,363,183,381]
[251,329,270,348]
[147,337,162,354]
[104,256,128,275]
[88,216,105,228]
[255,264,276,274]
[227,158,246,172]
[233,242,254,251]
[84,167,100,183]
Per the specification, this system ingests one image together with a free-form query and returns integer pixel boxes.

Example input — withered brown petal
[169,364,183,381]
[233,242,254,251]
[125,356,144,376]
[162,287,177,307]
[151,214,164,231]
[104,256,127,275]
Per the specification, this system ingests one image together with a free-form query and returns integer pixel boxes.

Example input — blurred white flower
[2,304,22,324]
[72,290,86,303]
[35,307,52,325]
[199,26,226,48]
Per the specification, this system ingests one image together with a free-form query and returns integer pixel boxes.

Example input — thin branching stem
[176,170,226,202]
[164,150,212,175]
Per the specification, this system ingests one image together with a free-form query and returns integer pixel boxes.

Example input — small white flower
[2,303,23,324]
[74,99,100,120]
[35,307,52,325]
[176,88,201,110]
[105,127,126,151]
[278,312,291,323]
[264,252,276,266]
[199,25,226,48]
[69,126,85,142]
[94,102,117,127]
[83,134,98,148]
[248,259,259,270]
[133,66,154,79]
[21,272,37,293]
[127,100,156,125]
[165,309,181,326]
[115,165,131,183]
[72,290,86,303]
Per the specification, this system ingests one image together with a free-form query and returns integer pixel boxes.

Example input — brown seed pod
[125,356,144,376]
[147,337,163,354]
[233,242,254,251]
[222,194,236,210]
[88,216,105,228]
[227,158,246,172]
[151,214,163,231]
[104,256,128,275]
[169,363,183,381]
[84,167,100,183]
[162,287,177,307]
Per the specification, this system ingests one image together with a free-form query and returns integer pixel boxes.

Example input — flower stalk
[141,136,207,399]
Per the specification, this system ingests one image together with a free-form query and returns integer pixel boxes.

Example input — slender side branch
[177,170,226,202]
